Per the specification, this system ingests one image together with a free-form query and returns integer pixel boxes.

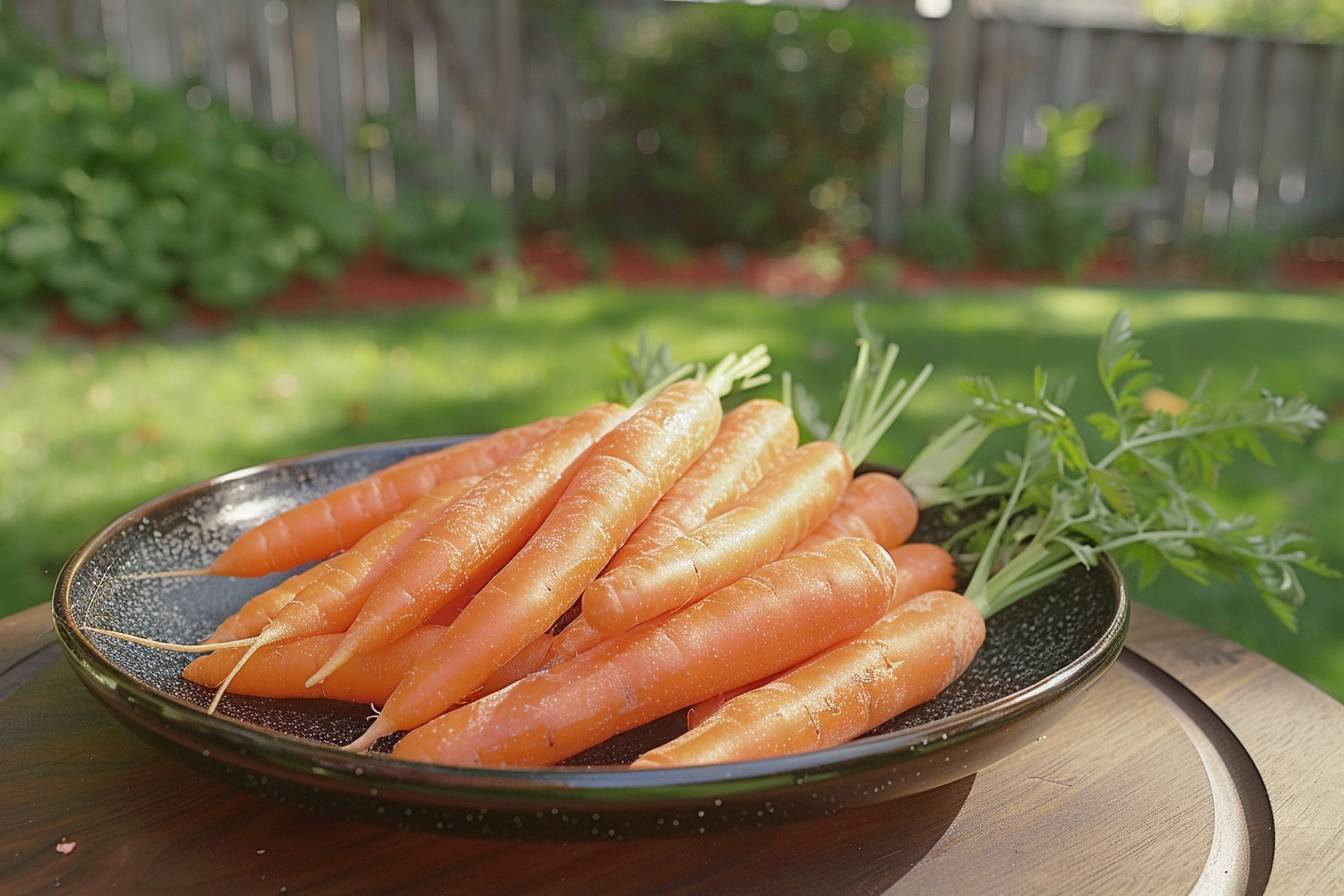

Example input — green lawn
[3,286,1341,696]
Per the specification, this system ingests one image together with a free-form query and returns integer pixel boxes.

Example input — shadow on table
[572,775,979,894]
[5,657,977,894]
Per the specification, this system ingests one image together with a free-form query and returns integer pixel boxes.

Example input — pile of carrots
[94,341,993,768]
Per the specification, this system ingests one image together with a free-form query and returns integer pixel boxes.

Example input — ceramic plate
[53,436,1128,839]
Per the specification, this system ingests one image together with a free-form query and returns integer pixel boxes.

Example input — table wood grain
[2,602,1341,895]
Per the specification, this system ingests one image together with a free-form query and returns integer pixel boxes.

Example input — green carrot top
[937,310,1334,627]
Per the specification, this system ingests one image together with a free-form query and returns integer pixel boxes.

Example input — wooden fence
[12,0,1344,246]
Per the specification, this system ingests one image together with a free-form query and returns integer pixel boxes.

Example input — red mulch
[42,235,1342,342]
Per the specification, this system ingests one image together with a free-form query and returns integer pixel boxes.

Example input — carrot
[202,475,481,644]
[392,537,898,768]
[550,479,932,665]
[302,402,630,690]
[546,612,606,663]
[793,472,918,553]
[634,590,984,767]
[685,542,957,726]
[583,341,930,638]
[605,398,798,569]
[205,404,626,713]
[347,349,770,752]
[183,627,552,706]
[207,417,563,577]
[203,561,333,645]
[544,398,796,662]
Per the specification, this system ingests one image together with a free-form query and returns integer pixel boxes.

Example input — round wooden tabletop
[2,602,1341,895]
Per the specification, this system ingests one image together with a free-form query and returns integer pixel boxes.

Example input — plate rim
[53,435,1130,798]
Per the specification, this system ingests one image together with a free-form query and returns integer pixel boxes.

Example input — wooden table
[3,603,1341,895]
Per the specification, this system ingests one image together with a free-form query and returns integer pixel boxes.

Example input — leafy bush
[857,252,902,289]
[1194,228,1283,281]
[900,209,976,270]
[375,194,511,275]
[591,5,922,248]
[968,104,1113,275]
[0,18,366,326]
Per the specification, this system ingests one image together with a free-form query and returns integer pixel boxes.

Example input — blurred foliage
[1194,228,1284,280]
[359,113,516,277]
[1146,0,1344,40]
[375,192,511,276]
[968,104,1118,275]
[900,209,977,271]
[0,14,365,326]
[588,4,922,248]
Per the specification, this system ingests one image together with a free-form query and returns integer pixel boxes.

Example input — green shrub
[1194,228,1283,281]
[0,17,365,326]
[857,252,902,289]
[592,5,922,248]
[968,104,1112,275]
[375,194,510,275]
[900,209,976,270]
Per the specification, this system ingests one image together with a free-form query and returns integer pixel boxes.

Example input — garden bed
[44,234,1344,343]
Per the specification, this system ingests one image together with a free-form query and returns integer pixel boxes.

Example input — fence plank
[1054,25,1090,109]
[199,0,233,111]
[924,0,976,209]
[1257,42,1302,229]
[286,0,323,145]
[1099,29,1137,152]
[335,0,369,198]
[71,0,104,48]
[122,0,175,85]
[1304,45,1344,222]
[310,0,347,177]
[971,18,1009,184]
[243,0,274,124]
[492,0,521,202]
[1123,37,1163,176]
[1159,34,1208,238]
[1208,38,1261,230]
[361,0,396,205]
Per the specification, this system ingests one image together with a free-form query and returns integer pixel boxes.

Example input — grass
[2,286,1341,696]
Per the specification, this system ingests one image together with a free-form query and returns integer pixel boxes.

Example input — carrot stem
[84,627,255,653]
[207,636,266,714]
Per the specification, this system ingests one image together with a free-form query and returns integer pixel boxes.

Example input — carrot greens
[943,311,1334,627]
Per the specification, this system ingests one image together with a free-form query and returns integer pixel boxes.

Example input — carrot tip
[206,637,266,715]
[304,652,350,689]
[83,627,256,653]
[344,728,382,753]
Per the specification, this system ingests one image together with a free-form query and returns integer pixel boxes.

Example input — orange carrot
[685,542,957,726]
[582,441,851,635]
[183,627,552,705]
[208,417,563,577]
[205,405,626,712]
[551,480,933,664]
[392,537,897,768]
[203,475,480,644]
[203,562,332,645]
[635,590,985,767]
[605,398,797,569]
[793,472,918,553]
[583,342,930,638]
[348,350,770,752]
[303,403,629,689]
[546,612,606,663]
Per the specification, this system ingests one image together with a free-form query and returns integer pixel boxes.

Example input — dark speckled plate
[53,436,1128,840]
